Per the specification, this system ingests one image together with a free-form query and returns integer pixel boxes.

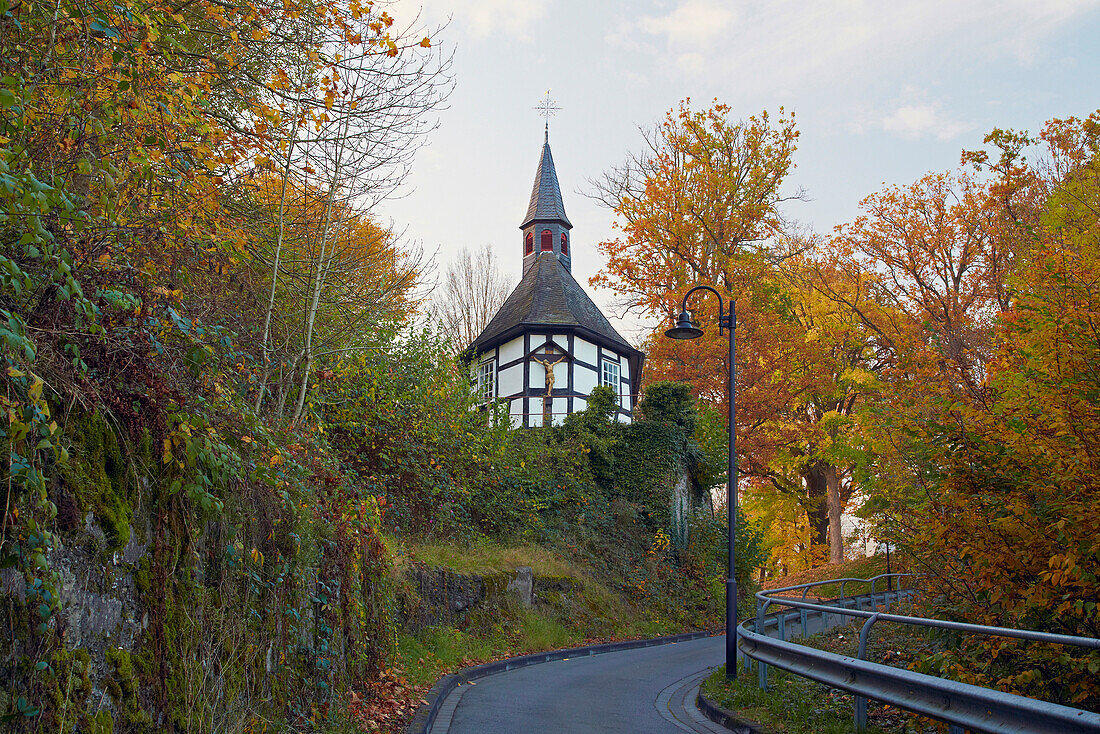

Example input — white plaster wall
[575,337,597,366]
[499,336,524,365]
[509,398,524,429]
[529,335,548,352]
[529,398,543,427]
[497,364,523,397]
[552,398,568,425]
[620,356,630,381]
[573,396,587,412]
[553,334,566,347]
[552,360,568,388]
[574,364,598,394]
[530,360,546,389]
[621,364,634,422]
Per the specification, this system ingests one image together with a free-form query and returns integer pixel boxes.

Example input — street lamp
[665,285,738,680]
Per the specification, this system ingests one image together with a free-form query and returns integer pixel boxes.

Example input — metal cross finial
[534,91,560,141]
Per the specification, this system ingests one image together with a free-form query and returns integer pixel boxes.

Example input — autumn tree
[589,100,802,315]
[241,173,423,419]
[750,252,884,564]
[589,99,803,448]
[431,244,513,351]
[233,8,450,419]
[825,170,1013,395]
[849,113,1100,706]
[591,100,873,560]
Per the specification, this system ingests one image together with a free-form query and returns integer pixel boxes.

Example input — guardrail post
[778,609,786,642]
[854,612,881,733]
[948,726,964,734]
[752,597,761,673]
[870,577,878,610]
[757,601,769,690]
[800,587,809,638]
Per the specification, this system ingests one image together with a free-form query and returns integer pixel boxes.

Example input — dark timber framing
[463,135,644,428]
[483,329,639,427]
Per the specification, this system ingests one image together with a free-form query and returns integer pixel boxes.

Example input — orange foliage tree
[848,113,1100,707]
[591,100,878,562]
[589,99,802,457]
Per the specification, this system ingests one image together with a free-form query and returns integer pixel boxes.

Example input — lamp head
[665,310,704,340]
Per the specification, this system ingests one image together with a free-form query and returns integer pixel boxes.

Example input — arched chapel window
[525,232,533,255]
[541,229,553,252]
[560,233,568,255]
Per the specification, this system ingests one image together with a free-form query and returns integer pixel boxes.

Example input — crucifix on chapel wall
[530,343,568,424]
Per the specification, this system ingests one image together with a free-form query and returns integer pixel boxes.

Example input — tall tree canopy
[591,100,867,562]
[845,113,1100,707]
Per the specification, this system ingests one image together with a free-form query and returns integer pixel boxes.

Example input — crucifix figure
[531,345,567,424]
[533,90,560,141]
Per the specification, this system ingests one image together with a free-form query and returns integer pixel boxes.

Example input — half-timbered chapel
[467,133,644,427]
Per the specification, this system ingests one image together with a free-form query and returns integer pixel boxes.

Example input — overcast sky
[379,0,1100,343]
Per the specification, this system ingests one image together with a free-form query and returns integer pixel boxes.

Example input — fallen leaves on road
[346,667,429,733]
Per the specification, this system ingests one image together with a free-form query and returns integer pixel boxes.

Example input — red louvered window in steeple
[525,232,534,255]
[541,229,552,251]
[560,233,568,255]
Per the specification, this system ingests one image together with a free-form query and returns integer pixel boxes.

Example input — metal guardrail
[738,574,1100,734]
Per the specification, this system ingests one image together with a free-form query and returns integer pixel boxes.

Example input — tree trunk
[802,464,829,552]
[292,107,352,424]
[255,112,300,416]
[824,463,844,564]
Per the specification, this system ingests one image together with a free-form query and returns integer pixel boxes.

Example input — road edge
[695,689,777,734]
[405,630,711,734]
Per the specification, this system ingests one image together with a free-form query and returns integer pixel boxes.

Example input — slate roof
[469,252,639,356]
[520,140,572,229]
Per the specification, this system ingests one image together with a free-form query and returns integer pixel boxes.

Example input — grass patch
[516,608,576,650]
[395,599,694,688]
[388,536,582,578]
[397,626,508,687]
[701,610,946,734]
[701,664,895,734]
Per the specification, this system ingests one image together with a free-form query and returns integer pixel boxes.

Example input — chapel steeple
[520,135,572,276]
[466,126,645,429]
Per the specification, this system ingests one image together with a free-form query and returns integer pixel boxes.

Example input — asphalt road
[430,592,903,733]
[433,634,730,733]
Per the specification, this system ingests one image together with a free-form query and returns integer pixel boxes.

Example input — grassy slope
[393,539,581,577]
[388,537,701,687]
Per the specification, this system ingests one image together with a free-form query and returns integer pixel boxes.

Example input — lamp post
[665,285,738,680]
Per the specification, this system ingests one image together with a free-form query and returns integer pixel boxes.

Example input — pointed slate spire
[520,139,572,230]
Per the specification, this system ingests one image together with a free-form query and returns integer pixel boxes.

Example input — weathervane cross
[534,91,560,141]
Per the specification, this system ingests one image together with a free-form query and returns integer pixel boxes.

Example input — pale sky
[379,0,1100,344]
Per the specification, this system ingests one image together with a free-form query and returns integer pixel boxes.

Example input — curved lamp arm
[676,284,735,335]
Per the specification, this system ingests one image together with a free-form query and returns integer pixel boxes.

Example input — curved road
[429,592,903,733]
[431,635,732,733]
